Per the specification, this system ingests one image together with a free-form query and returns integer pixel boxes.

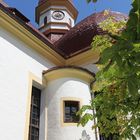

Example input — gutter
[90,80,99,140]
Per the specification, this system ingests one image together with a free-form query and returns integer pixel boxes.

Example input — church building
[0,0,127,140]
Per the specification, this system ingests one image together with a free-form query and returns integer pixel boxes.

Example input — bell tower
[35,0,78,43]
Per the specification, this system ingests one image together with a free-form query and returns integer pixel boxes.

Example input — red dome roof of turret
[55,10,127,58]
[38,0,73,5]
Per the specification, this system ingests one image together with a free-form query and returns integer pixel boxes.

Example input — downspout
[90,79,98,140]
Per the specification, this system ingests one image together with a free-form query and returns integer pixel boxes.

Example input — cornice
[66,49,100,65]
[43,66,95,83]
[39,22,71,31]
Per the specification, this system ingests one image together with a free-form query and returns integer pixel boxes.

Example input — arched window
[44,16,48,25]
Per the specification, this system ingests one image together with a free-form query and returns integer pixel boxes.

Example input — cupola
[35,0,78,43]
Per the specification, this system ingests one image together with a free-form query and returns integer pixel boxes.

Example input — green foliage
[86,0,97,3]
[78,0,140,139]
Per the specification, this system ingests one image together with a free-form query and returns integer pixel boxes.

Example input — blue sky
[4,0,131,27]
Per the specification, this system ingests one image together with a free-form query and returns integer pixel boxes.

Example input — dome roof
[38,0,73,5]
[55,10,127,58]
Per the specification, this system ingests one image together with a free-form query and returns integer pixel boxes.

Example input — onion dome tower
[35,0,78,43]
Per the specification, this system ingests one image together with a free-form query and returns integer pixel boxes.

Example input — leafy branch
[78,0,140,139]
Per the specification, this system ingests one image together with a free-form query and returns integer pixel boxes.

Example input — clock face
[52,11,65,20]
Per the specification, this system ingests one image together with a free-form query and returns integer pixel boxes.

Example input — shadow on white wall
[80,130,91,140]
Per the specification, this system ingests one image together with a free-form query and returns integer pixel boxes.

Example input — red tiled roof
[38,0,73,5]
[38,0,45,5]
[0,0,8,7]
[55,10,127,58]
[8,7,30,23]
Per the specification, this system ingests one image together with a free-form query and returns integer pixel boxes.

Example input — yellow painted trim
[66,49,100,65]
[60,97,83,127]
[0,9,65,66]
[44,68,95,83]
[24,72,43,140]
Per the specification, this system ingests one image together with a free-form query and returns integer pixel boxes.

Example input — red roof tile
[38,0,73,5]
[55,11,127,58]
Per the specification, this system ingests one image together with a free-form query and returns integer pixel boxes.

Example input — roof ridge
[0,0,9,7]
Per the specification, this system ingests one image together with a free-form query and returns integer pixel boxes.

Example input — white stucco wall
[0,28,55,140]
[44,77,97,140]
[81,63,99,74]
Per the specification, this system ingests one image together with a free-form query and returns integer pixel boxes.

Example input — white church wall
[0,28,55,140]
[44,77,97,140]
